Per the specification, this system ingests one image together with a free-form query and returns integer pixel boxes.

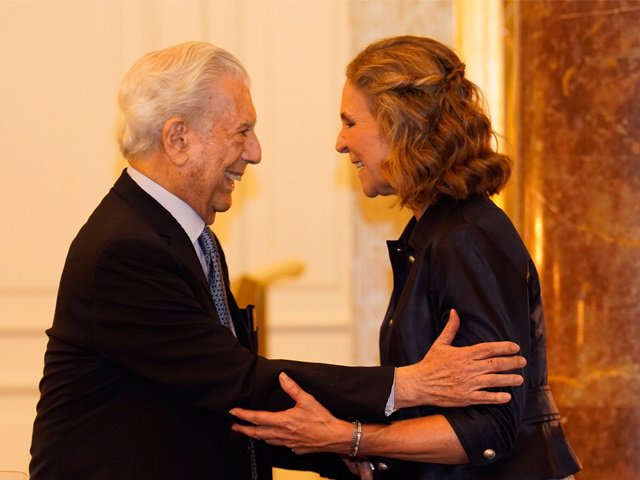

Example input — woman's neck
[412,203,428,220]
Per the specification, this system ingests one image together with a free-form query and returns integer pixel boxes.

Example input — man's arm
[232,310,525,430]
[393,309,525,409]
[258,309,524,418]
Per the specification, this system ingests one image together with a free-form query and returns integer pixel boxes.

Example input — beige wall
[1,1,125,473]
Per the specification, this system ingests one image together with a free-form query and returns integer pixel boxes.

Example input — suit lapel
[213,232,255,351]
[112,170,254,350]
[112,170,210,296]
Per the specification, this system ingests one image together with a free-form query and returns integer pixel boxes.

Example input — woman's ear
[162,116,190,166]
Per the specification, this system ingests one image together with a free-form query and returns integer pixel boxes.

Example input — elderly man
[29,42,524,480]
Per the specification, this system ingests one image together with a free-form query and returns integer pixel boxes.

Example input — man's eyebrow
[340,112,353,122]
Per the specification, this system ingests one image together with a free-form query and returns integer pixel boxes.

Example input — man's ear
[162,116,190,166]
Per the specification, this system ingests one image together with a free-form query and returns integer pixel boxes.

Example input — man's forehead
[200,84,256,133]
[207,77,254,110]
[210,73,250,95]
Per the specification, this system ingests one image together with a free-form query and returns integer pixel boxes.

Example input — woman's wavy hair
[116,41,248,160]
[346,35,511,210]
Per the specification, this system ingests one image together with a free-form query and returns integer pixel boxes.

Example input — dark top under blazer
[375,196,580,480]
[30,171,393,480]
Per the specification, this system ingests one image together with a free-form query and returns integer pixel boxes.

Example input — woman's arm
[361,416,467,463]
[231,371,468,464]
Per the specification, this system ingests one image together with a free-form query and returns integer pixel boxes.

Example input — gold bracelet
[348,420,362,458]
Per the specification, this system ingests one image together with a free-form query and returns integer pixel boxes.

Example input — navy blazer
[375,196,581,480]
[30,171,393,480]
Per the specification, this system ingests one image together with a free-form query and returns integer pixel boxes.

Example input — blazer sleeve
[430,223,530,466]
[91,233,394,422]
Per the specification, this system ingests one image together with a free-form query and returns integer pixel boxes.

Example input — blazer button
[376,462,389,471]
[388,318,394,327]
[483,449,496,460]
[408,255,415,264]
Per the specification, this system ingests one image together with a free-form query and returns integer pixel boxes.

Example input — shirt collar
[126,166,205,243]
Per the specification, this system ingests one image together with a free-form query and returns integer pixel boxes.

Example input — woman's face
[336,81,394,198]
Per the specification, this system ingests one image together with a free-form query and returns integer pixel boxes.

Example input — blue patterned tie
[199,228,257,478]
[198,228,235,334]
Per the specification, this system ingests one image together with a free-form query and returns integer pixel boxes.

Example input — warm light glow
[534,212,544,269]
[454,0,505,210]
[576,299,585,348]
[552,260,560,302]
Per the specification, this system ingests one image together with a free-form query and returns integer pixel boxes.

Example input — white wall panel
[0,335,48,390]
[267,329,353,366]
[0,393,40,473]
[0,1,119,289]
[0,1,123,473]
[0,290,56,331]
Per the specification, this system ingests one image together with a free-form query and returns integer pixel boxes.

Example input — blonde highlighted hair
[116,41,248,160]
[346,35,511,210]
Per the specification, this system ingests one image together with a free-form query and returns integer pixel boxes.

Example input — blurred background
[0,0,638,478]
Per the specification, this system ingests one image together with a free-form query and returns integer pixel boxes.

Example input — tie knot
[198,228,216,257]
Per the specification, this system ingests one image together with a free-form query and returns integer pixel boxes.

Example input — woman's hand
[230,372,353,455]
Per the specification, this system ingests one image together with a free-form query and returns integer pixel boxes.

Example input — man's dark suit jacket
[30,171,394,480]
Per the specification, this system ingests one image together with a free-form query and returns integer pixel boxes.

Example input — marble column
[509,1,640,478]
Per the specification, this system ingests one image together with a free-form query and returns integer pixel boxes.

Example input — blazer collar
[404,196,475,250]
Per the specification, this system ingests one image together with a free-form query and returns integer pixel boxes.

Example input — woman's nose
[335,130,348,153]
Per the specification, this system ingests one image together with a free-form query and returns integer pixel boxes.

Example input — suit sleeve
[92,234,393,421]
[431,224,530,466]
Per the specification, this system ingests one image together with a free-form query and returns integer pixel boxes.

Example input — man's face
[183,75,261,224]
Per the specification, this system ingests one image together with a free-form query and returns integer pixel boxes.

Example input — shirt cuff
[384,368,397,416]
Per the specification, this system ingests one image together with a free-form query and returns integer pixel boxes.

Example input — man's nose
[244,132,261,164]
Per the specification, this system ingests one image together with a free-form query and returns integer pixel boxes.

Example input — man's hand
[394,309,526,409]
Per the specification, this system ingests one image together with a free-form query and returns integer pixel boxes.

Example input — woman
[231,35,581,480]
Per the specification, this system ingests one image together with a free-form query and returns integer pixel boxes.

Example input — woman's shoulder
[426,196,532,272]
